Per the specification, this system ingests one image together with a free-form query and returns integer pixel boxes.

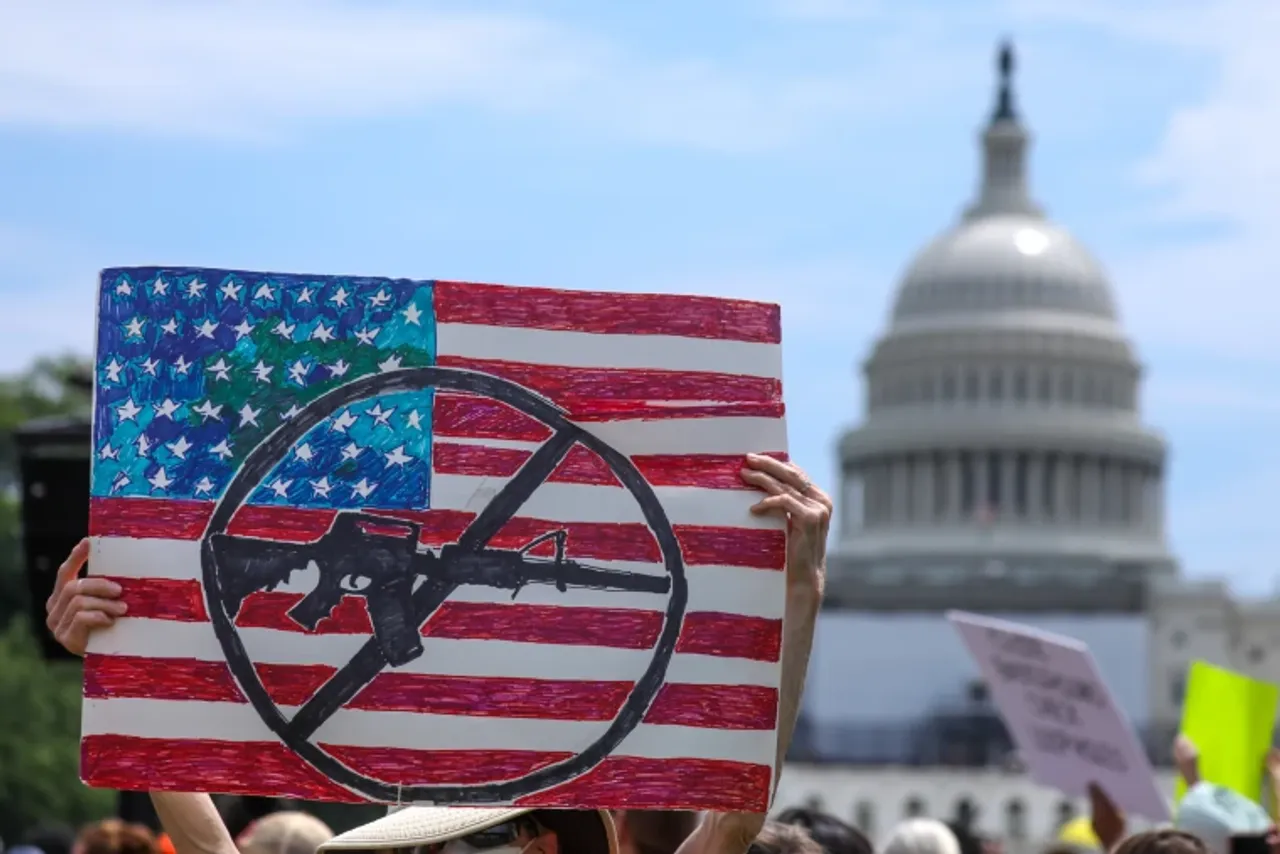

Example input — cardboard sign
[83,267,788,813]
[948,611,1169,821]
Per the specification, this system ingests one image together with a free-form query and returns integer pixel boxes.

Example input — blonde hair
[237,812,332,854]
[75,820,158,854]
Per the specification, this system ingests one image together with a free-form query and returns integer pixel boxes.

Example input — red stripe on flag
[433,280,782,345]
[103,579,783,662]
[435,356,780,405]
[82,734,770,809]
[432,392,784,435]
[90,498,785,570]
[84,655,778,729]
[433,443,784,491]
[515,755,772,813]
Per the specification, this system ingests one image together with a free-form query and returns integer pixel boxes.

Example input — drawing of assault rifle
[209,511,672,667]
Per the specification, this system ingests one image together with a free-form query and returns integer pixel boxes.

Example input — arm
[681,454,829,854]
[1265,749,1280,818]
[1173,733,1201,789]
[45,540,238,854]
[150,793,239,854]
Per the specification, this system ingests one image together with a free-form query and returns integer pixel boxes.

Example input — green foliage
[0,616,114,842]
[0,355,103,840]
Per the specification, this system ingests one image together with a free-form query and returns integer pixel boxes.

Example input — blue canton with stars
[92,267,437,511]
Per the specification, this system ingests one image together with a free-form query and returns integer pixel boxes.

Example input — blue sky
[1,0,1277,593]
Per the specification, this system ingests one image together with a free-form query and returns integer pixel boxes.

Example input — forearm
[773,588,820,785]
[150,792,237,854]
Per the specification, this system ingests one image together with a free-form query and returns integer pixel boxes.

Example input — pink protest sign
[948,611,1169,822]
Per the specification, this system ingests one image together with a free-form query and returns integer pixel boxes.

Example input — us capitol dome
[777,42,1280,844]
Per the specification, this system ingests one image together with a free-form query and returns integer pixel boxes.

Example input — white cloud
[0,0,975,153]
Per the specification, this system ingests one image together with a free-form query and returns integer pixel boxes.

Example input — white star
[141,358,160,376]
[194,476,215,495]
[98,442,118,461]
[209,358,232,381]
[153,398,181,420]
[148,467,173,492]
[252,361,273,383]
[173,355,193,375]
[329,286,350,307]
[367,403,395,426]
[136,435,152,457]
[104,358,124,383]
[341,442,363,461]
[288,360,310,385]
[219,280,243,301]
[167,436,193,459]
[269,478,292,498]
[195,319,219,339]
[369,288,391,307]
[152,276,168,296]
[330,409,358,433]
[194,400,223,421]
[310,322,335,344]
[297,286,314,304]
[111,473,131,493]
[310,476,332,498]
[233,319,255,340]
[210,439,234,460]
[327,358,350,378]
[254,282,276,301]
[406,409,423,430]
[295,443,314,462]
[402,303,423,326]
[187,278,206,298]
[116,280,132,295]
[116,398,142,421]
[378,354,403,372]
[160,318,179,335]
[351,478,377,500]
[354,326,380,346]
[272,320,296,340]
[282,404,303,420]
[238,403,261,427]
[384,445,412,467]
[124,317,145,338]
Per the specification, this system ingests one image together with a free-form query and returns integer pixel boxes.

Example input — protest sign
[948,611,1169,821]
[82,267,787,812]
[1177,660,1278,804]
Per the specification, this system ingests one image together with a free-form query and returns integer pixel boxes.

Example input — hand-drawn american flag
[84,267,787,813]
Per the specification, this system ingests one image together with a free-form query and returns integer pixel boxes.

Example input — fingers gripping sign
[740,453,830,595]
[44,538,126,657]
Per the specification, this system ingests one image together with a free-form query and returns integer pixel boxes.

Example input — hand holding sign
[948,611,1169,822]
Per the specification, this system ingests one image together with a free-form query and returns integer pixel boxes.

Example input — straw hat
[319,806,618,854]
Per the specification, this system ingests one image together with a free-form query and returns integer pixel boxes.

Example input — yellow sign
[1176,660,1278,804]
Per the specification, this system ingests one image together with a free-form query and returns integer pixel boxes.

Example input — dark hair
[23,824,77,854]
[1113,831,1210,854]
[747,822,823,854]
[74,820,158,854]
[617,810,698,854]
[774,808,873,854]
[946,823,984,854]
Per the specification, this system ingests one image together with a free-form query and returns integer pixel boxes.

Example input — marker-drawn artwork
[82,268,787,813]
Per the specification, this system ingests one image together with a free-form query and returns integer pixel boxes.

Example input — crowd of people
[12,456,1280,854]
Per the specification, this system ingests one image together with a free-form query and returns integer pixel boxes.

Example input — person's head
[612,811,697,854]
[882,820,961,854]
[319,807,617,854]
[71,820,158,854]
[237,811,333,854]
[1112,831,1210,854]
[773,807,872,854]
[22,824,77,854]
[1175,782,1274,854]
[745,822,822,854]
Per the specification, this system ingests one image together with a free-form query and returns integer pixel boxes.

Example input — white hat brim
[319,806,533,851]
